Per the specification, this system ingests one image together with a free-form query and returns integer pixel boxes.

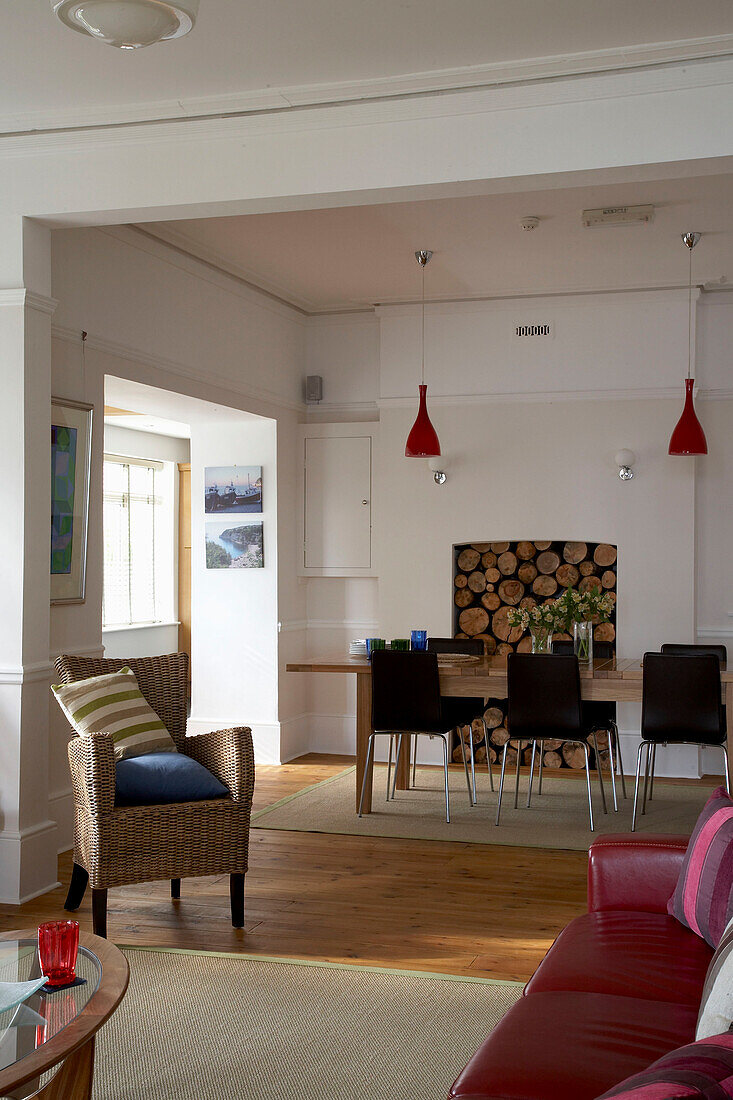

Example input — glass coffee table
[0,930,128,1100]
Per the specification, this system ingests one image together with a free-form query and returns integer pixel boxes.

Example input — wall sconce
[615,449,636,481]
[428,455,447,485]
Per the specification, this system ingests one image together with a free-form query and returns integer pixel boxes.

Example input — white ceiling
[4,0,733,130]
[104,409,192,438]
[104,376,266,425]
[140,172,733,312]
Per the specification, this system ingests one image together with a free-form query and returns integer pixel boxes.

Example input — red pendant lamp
[669,232,707,456]
[405,250,441,458]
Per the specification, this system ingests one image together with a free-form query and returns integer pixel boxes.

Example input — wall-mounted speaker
[305,375,323,404]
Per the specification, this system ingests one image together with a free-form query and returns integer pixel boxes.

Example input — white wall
[304,313,380,420]
[300,287,733,775]
[48,226,308,852]
[696,293,733,650]
[189,415,281,764]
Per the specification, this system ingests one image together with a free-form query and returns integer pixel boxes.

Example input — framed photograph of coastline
[50,397,93,604]
[204,466,262,514]
[205,520,264,569]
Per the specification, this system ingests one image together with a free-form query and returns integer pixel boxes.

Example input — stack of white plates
[349,640,368,655]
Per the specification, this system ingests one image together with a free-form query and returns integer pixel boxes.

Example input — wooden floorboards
[0,754,604,982]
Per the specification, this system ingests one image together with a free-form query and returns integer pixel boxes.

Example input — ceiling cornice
[2,33,733,139]
[127,225,732,318]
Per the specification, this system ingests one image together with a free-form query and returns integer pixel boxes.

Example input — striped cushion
[668,786,733,949]
[596,1032,733,1098]
[697,916,733,1040]
[52,666,177,761]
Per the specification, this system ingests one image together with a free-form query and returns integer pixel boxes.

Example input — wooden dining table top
[286,654,733,679]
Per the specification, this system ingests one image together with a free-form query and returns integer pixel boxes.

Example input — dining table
[285,654,733,813]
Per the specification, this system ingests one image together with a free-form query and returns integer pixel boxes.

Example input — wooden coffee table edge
[0,929,129,1097]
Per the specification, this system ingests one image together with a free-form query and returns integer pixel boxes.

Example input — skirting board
[0,819,61,905]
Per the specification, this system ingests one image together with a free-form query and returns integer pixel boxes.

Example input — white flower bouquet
[506,600,561,652]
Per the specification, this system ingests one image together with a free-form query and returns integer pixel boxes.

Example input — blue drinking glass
[410,630,427,651]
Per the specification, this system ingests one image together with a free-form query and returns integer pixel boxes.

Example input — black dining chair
[424,637,491,804]
[498,654,605,830]
[646,644,730,805]
[633,651,728,831]
[661,643,727,664]
[359,649,466,823]
[552,639,625,809]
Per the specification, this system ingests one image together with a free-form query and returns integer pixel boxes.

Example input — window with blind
[103,456,164,627]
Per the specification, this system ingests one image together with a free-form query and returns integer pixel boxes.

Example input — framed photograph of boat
[204,466,262,513]
[50,397,93,604]
[205,520,264,569]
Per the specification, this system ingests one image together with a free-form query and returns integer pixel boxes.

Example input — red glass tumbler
[38,920,79,988]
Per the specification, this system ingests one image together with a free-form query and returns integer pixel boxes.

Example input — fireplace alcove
[452,539,617,771]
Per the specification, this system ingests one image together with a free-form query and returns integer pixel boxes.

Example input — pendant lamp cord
[687,242,692,381]
[421,260,425,385]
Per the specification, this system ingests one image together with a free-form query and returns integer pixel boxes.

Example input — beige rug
[93,948,521,1100]
[252,765,716,850]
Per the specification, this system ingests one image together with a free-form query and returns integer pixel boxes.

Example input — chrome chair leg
[390,734,404,800]
[458,729,474,804]
[469,725,477,804]
[590,730,608,814]
[723,745,731,797]
[603,727,619,812]
[412,734,418,788]
[386,734,394,801]
[496,742,509,826]
[611,722,627,798]
[358,735,376,817]
[483,719,494,792]
[538,740,544,795]
[641,740,652,815]
[527,740,537,808]
[514,740,522,809]
[631,740,648,832]
[440,735,451,823]
[581,739,594,832]
[649,743,657,801]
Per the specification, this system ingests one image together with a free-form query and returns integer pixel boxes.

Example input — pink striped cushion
[668,786,733,948]
[596,1031,733,1098]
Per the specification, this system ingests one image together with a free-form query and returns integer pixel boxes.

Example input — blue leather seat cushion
[115,752,228,806]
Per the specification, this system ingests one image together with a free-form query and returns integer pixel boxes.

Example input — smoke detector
[520,217,540,232]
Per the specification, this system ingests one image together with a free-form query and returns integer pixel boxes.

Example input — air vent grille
[514,322,553,339]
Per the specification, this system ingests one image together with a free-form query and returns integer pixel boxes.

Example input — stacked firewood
[451,539,617,769]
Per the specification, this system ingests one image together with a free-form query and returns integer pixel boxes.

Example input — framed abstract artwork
[51,397,93,604]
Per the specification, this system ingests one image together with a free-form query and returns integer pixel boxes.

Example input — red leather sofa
[449,834,712,1100]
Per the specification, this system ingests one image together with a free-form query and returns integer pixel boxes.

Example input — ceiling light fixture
[668,232,708,457]
[405,250,441,459]
[52,0,199,48]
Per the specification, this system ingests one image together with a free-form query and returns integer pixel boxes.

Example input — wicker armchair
[54,652,255,938]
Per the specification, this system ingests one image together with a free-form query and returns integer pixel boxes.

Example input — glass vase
[573,620,593,667]
[531,629,553,654]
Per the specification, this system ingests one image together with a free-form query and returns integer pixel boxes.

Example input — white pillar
[0,216,59,903]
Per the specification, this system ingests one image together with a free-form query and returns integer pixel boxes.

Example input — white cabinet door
[304,435,372,571]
